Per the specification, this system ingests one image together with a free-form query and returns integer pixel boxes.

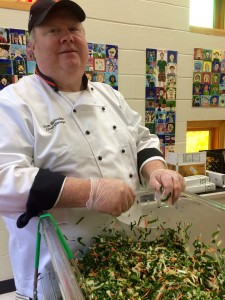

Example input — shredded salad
[77,224,225,299]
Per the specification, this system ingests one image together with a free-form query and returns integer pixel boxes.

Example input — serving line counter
[38,190,225,299]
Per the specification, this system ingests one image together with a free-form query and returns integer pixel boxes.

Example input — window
[0,0,35,10]
[186,131,209,153]
[187,120,225,153]
[190,0,225,37]
[190,0,214,28]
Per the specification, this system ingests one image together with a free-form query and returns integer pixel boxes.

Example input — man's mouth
[59,49,77,54]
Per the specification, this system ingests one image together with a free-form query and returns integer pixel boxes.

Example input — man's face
[30,9,88,77]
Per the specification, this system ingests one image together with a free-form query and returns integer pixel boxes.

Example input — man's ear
[28,40,36,61]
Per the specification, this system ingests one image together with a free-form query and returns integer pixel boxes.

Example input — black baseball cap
[28,0,86,33]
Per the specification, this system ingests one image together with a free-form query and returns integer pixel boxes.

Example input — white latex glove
[86,178,135,216]
[149,169,186,205]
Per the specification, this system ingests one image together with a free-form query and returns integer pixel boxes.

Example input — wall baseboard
[0,279,15,294]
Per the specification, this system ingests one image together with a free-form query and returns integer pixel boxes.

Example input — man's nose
[60,31,75,43]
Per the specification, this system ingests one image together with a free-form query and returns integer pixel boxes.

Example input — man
[0,1,185,299]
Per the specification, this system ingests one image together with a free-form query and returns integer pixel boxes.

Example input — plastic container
[40,190,225,299]
[39,217,86,300]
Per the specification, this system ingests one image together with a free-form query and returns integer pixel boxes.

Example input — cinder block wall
[1,0,225,282]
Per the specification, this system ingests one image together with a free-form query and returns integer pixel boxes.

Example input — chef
[0,1,185,299]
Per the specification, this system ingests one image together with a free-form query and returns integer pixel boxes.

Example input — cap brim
[29,1,85,33]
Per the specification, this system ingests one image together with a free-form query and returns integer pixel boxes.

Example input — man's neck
[35,65,88,92]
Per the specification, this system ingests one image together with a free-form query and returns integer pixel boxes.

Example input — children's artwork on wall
[192,47,225,107]
[85,42,118,90]
[145,48,178,158]
[0,28,119,91]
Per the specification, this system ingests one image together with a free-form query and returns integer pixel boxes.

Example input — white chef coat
[0,73,164,298]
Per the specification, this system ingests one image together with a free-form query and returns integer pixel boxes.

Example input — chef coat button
[91,87,94,91]
[122,149,125,153]
[73,109,76,113]
[129,173,133,178]
[113,125,117,130]
[98,156,102,161]
[102,106,105,111]
[85,130,90,135]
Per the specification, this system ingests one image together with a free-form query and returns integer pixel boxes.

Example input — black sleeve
[17,168,66,228]
[137,148,164,184]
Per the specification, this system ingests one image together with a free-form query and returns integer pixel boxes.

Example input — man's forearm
[56,177,91,208]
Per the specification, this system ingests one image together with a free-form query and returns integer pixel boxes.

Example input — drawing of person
[202,73,211,84]
[210,84,219,95]
[146,87,156,99]
[194,48,203,60]
[157,87,166,100]
[109,74,117,87]
[221,62,225,72]
[193,83,202,95]
[201,96,210,107]
[203,61,211,72]
[106,59,117,72]
[212,51,221,62]
[146,75,155,87]
[0,44,10,59]
[107,47,117,59]
[212,61,220,73]
[192,96,201,106]
[85,71,93,81]
[155,123,166,134]
[96,72,105,83]
[167,87,176,100]
[167,76,176,87]
[12,32,21,45]
[193,73,201,83]
[157,51,167,87]
[166,122,175,134]
[167,51,177,63]
[0,29,7,43]
[0,76,10,90]
[194,61,203,72]
[146,100,155,109]
[212,73,219,84]
[202,84,210,95]
[220,74,225,86]
[203,49,212,61]
[146,49,156,63]
[210,96,218,107]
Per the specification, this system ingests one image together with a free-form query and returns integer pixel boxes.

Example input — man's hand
[86,178,135,216]
[149,169,186,205]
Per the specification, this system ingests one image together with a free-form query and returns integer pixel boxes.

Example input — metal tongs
[33,213,87,300]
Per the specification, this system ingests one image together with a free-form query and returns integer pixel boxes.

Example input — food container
[38,216,86,300]
[39,190,225,299]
